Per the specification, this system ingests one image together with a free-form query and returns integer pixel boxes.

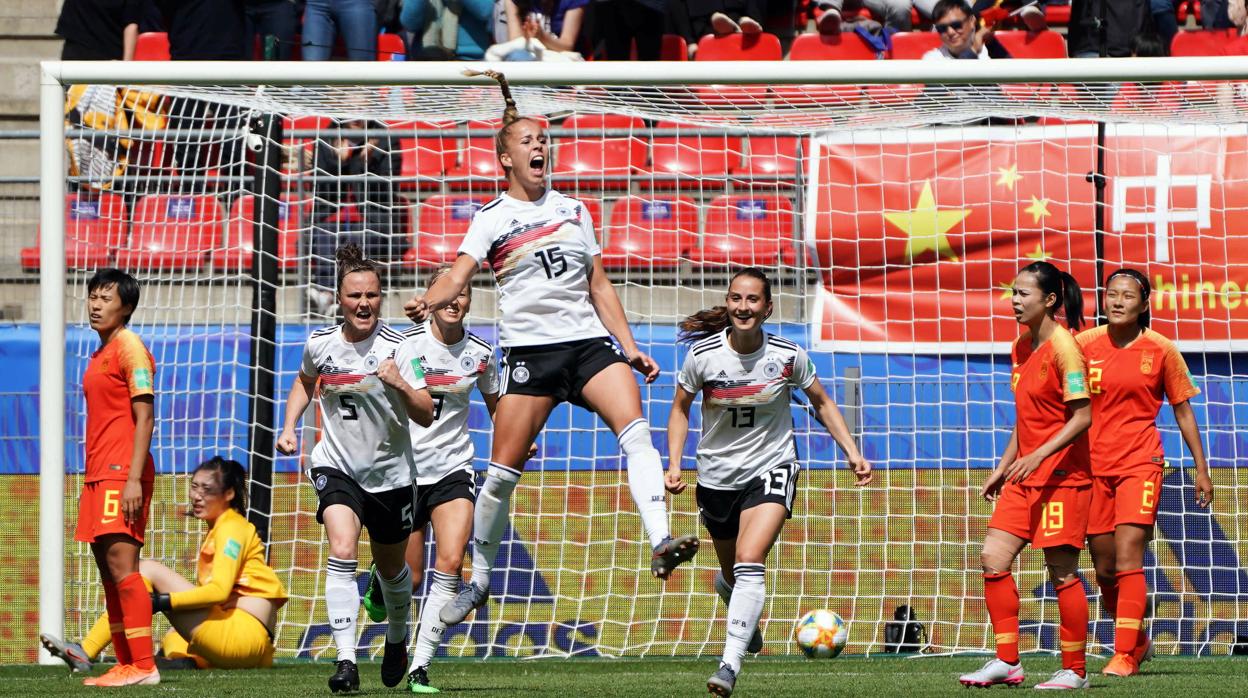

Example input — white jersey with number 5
[458,190,609,348]
[299,322,426,493]
[677,330,817,490]
[402,321,500,486]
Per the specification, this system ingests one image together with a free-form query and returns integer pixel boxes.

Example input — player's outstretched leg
[439,464,519,625]
[706,663,737,696]
[40,633,93,673]
[652,534,699,579]
[362,563,387,623]
[713,572,763,653]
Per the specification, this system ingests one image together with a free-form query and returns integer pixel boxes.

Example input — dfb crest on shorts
[763,358,783,379]
[513,364,531,384]
[363,354,379,372]
[460,354,478,373]
[315,474,328,491]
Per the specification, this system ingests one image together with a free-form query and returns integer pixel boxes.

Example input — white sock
[618,418,670,548]
[410,569,459,671]
[469,464,521,589]
[721,563,765,673]
[379,564,413,644]
[325,557,359,663]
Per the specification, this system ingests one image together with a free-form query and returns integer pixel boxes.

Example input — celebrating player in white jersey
[362,267,514,693]
[276,243,435,695]
[405,71,698,626]
[666,269,872,697]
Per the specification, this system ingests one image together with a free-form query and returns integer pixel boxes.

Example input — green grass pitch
[5,655,1248,696]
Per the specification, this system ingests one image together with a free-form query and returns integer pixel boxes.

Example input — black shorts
[310,467,416,545]
[695,462,801,540]
[414,469,476,531]
[499,337,628,409]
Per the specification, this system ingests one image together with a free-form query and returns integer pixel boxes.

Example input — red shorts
[1087,471,1163,536]
[988,482,1091,549]
[74,480,153,544]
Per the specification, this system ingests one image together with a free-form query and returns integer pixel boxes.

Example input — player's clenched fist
[404,295,430,323]
[275,429,298,455]
[376,357,404,389]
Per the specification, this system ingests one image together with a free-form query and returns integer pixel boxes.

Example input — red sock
[1055,577,1088,677]
[1098,576,1119,620]
[101,579,132,666]
[1115,568,1147,656]
[984,571,1020,665]
[115,573,155,670]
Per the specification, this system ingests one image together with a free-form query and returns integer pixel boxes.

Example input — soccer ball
[794,609,848,659]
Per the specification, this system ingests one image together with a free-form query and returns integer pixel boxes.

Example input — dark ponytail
[464,69,544,173]
[678,268,773,343]
[1018,261,1084,331]
[194,456,248,513]
[1104,267,1151,328]
[335,242,381,293]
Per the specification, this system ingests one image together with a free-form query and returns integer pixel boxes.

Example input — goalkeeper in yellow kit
[42,457,288,672]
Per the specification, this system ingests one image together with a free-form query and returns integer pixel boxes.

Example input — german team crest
[364,354,379,372]
[460,354,478,372]
[315,474,327,490]
[1141,350,1155,374]
[763,358,783,379]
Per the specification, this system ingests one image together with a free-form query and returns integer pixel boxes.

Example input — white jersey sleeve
[459,205,493,264]
[677,349,703,394]
[300,340,318,377]
[685,330,810,490]
[393,336,428,392]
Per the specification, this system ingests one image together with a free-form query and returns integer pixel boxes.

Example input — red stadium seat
[376,33,405,60]
[134,32,170,61]
[993,30,1067,58]
[694,33,783,106]
[405,195,492,268]
[1176,0,1203,23]
[212,195,306,271]
[604,196,699,270]
[1171,29,1239,56]
[1044,2,1072,25]
[391,120,456,189]
[696,195,796,267]
[20,194,128,271]
[738,135,800,178]
[778,32,879,108]
[643,120,741,187]
[661,34,688,60]
[554,114,646,188]
[116,194,224,271]
[889,31,943,59]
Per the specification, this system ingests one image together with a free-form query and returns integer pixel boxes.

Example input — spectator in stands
[157,0,250,60]
[923,0,1013,58]
[303,0,379,60]
[598,0,668,60]
[812,0,915,33]
[402,0,496,60]
[503,0,589,55]
[667,0,765,57]
[1131,31,1165,55]
[56,0,161,61]
[246,0,300,60]
[303,120,400,315]
[1068,0,1150,57]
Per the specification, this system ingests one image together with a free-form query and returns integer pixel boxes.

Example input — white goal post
[38,57,1248,664]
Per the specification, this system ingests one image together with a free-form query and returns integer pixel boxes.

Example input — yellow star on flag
[883,180,970,263]
[1024,196,1052,224]
[996,164,1022,192]
[1025,244,1049,260]
[999,281,1015,300]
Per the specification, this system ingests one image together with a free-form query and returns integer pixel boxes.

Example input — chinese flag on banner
[1103,125,1248,348]
[806,126,1098,352]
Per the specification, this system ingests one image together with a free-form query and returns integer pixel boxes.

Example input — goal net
[38,58,1248,662]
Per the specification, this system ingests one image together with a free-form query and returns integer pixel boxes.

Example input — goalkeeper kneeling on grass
[42,457,288,672]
